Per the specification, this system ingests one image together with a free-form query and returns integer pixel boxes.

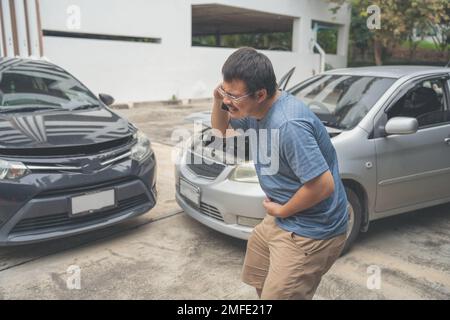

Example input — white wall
[39,0,350,103]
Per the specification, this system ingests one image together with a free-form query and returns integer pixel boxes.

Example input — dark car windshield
[291,75,396,130]
[0,59,99,112]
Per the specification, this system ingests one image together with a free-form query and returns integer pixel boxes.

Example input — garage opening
[192,4,295,51]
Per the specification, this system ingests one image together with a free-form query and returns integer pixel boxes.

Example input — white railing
[312,40,326,74]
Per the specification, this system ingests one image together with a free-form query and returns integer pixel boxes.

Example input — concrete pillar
[25,0,41,57]
[0,5,4,56]
[14,0,29,56]
[291,17,301,52]
[1,0,16,57]
[302,17,314,54]
[337,22,349,57]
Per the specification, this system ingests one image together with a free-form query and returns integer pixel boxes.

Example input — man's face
[220,79,260,119]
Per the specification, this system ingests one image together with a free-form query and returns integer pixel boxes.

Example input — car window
[387,78,449,128]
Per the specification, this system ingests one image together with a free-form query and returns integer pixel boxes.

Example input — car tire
[341,187,363,255]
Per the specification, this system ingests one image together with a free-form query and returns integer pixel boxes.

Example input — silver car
[175,66,450,253]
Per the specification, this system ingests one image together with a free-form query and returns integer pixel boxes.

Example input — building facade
[1,0,351,103]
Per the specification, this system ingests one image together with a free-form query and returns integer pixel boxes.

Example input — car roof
[324,65,450,79]
[0,57,48,63]
[0,57,53,70]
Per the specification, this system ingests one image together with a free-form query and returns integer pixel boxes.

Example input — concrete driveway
[0,103,449,300]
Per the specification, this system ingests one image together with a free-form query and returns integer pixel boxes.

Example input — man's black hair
[222,47,277,98]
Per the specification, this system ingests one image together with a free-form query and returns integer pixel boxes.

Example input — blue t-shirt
[230,91,348,240]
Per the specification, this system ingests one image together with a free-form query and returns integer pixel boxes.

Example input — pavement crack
[0,210,184,273]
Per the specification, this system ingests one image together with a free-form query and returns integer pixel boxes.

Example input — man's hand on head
[213,83,223,101]
[211,83,230,137]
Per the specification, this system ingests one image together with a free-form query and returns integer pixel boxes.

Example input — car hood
[184,111,213,127]
[184,111,343,136]
[0,107,133,150]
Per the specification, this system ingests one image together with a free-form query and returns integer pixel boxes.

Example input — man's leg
[260,217,346,300]
[241,216,271,296]
[285,233,346,299]
[256,288,262,298]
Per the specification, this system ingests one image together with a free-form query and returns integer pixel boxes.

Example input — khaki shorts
[241,215,346,300]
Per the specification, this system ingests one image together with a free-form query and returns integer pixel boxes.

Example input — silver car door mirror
[385,117,418,135]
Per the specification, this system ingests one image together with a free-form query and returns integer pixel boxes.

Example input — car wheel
[341,187,363,255]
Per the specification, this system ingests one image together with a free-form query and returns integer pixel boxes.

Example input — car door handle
[445,138,450,145]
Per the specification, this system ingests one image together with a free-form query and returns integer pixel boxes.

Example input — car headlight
[131,131,153,162]
[0,159,29,180]
[230,162,259,183]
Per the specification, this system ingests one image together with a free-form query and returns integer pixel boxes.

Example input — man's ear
[256,89,268,103]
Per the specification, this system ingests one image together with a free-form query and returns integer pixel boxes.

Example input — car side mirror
[385,117,418,136]
[99,93,115,106]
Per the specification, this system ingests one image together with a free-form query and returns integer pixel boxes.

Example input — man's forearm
[280,171,335,218]
[211,99,229,136]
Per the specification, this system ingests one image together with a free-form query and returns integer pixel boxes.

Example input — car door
[374,74,450,213]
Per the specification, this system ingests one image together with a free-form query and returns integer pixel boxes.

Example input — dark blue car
[0,58,157,245]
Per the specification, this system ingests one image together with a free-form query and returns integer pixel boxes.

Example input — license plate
[71,189,116,216]
[179,178,200,207]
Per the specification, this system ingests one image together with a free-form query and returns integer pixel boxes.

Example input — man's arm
[263,120,334,218]
[263,170,335,218]
[211,85,229,137]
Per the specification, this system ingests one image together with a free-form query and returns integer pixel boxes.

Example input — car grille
[200,202,224,221]
[186,150,226,179]
[10,194,149,235]
[22,150,132,174]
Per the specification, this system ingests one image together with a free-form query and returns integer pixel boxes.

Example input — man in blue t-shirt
[211,47,348,300]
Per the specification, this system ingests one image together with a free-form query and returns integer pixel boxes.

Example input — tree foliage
[330,0,450,65]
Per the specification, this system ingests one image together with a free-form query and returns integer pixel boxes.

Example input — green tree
[330,0,450,65]
[317,28,338,54]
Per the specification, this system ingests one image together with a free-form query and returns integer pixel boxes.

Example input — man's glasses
[217,86,253,103]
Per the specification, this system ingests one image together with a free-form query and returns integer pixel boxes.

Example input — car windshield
[292,75,396,130]
[0,60,99,113]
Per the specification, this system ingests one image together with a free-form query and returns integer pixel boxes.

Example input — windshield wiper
[69,104,100,111]
[0,106,61,114]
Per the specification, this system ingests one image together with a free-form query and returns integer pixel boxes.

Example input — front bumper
[0,153,157,245]
[176,192,252,240]
[175,162,266,240]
